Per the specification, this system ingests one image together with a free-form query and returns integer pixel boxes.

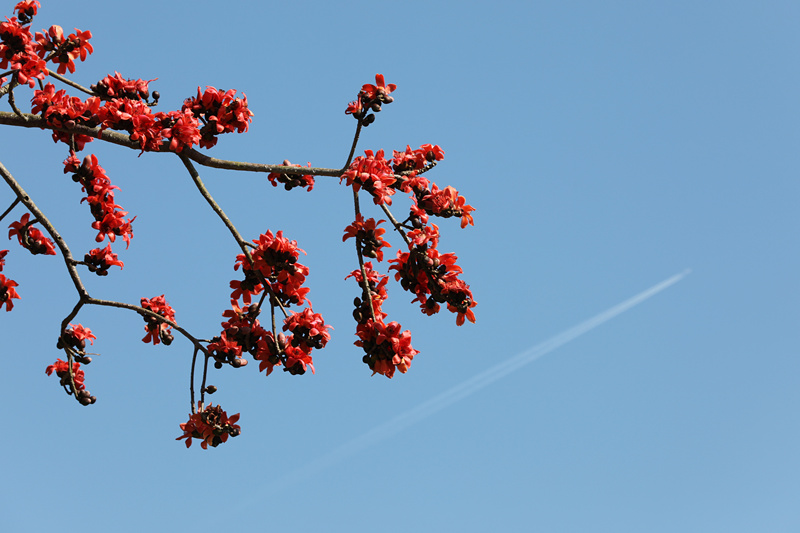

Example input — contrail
[244,269,690,500]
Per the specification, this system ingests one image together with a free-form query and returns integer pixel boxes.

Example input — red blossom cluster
[82,244,123,276]
[8,212,55,255]
[0,4,476,452]
[345,73,396,127]
[234,230,310,307]
[90,71,156,101]
[341,149,397,205]
[342,215,391,261]
[340,142,476,330]
[182,86,253,149]
[0,249,19,311]
[0,3,92,86]
[28,81,252,154]
[346,262,418,378]
[140,295,175,345]
[0,272,19,311]
[213,231,331,376]
[46,356,96,405]
[63,152,135,248]
[267,160,315,192]
[176,403,241,449]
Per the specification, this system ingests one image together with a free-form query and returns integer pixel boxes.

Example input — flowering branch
[0,1,476,448]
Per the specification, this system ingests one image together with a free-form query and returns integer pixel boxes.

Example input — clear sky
[2,1,799,532]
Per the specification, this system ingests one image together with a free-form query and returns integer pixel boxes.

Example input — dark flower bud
[205,385,217,394]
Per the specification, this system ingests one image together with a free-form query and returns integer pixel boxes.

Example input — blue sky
[2,1,799,531]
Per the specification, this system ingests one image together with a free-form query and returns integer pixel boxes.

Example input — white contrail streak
[246,269,690,500]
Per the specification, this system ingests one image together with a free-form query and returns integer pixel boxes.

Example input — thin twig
[0,197,20,223]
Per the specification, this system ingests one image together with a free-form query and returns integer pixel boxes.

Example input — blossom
[341,149,397,205]
[355,319,418,378]
[14,1,39,23]
[45,358,89,397]
[342,215,391,261]
[420,184,473,226]
[360,74,396,103]
[91,71,156,101]
[182,86,253,148]
[0,273,20,311]
[58,323,96,352]
[267,160,315,192]
[345,74,396,119]
[235,230,311,307]
[159,109,201,152]
[83,244,124,276]
[8,213,56,255]
[176,403,241,450]
[35,25,93,75]
[284,343,315,375]
[283,308,332,354]
[140,295,176,345]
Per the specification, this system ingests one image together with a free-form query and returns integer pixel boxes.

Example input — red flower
[267,160,315,192]
[235,230,311,307]
[0,273,20,311]
[284,343,315,375]
[91,71,156,101]
[8,213,56,255]
[0,249,7,271]
[140,295,176,345]
[341,149,397,205]
[207,332,247,368]
[360,74,396,102]
[355,319,418,378]
[342,215,391,261]
[45,358,86,391]
[283,308,332,354]
[13,1,39,23]
[58,323,96,353]
[176,403,241,450]
[83,244,124,276]
[159,109,201,152]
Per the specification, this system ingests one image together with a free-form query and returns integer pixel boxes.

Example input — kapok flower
[0,273,20,311]
[8,213,56,255]
[176,403,241,449]
[83,244,124,276]
[342,215,391,261]
[267,160,315,192]
[45,358,86,391]
[140,295,176,345]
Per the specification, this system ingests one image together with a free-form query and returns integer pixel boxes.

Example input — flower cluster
[345,73,396,127]
[57,322,96,363]
[0,249,19,311]
[342,215,391,261]
[45,357,96,405]
[182,86,253,149]
[34,22,92,75]
[29,80,252,154]
[341,149,397,205]
[267,160,315,192]
[8,212,56,255]
[0,8,93,87]
[63,153,135,247]
[90,71,157,102]
[140,295,175,345]
[0,2,51,88]
[0,272,19,311]
[214,231,331,376]
[83,244,123,276]
[346,261,418,378]
[176,403,240,449]
[234,230,310,307]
